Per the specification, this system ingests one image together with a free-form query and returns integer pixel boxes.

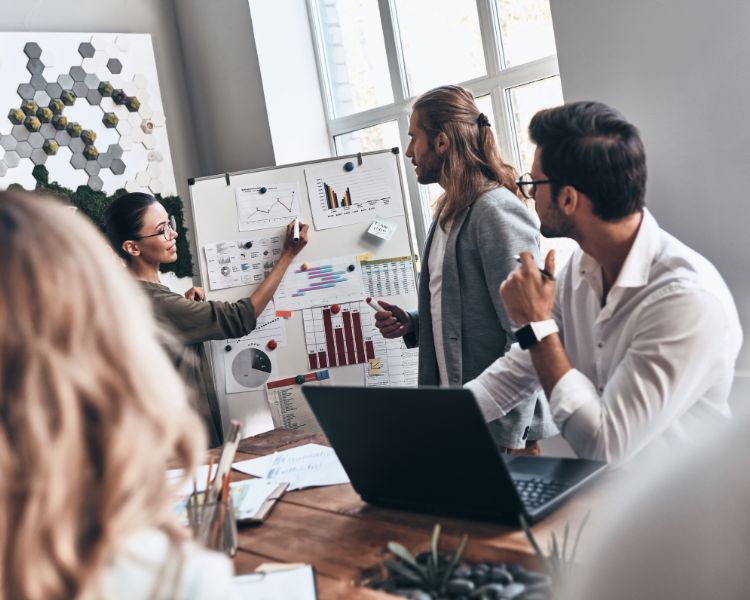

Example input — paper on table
[229,478,285,520]
[234,565,316,599]
[232,443,349,491]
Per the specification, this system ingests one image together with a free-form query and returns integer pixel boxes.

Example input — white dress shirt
[466,210,742,464]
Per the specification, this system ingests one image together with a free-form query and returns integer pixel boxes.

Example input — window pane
[334,120,401,155]
[496,0,557,67]
[394,0,486,96]
[316,0,394,117]
[508,75,564,174]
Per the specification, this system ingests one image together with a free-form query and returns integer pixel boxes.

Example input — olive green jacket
[140,282,257,447]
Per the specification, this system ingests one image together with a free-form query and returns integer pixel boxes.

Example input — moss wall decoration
[26,164,194,278]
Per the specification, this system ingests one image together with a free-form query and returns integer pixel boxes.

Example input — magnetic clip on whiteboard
[356,152,363,166]
[225,172,231,186]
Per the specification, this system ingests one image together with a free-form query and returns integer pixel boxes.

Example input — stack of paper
[232,443,349,491]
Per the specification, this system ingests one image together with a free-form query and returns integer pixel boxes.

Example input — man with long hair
[466,101,742,464]
[374,85,555,453]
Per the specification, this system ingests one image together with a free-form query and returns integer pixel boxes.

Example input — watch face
[516,324,537,350]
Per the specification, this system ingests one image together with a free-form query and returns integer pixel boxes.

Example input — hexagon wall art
[0,33,176,195]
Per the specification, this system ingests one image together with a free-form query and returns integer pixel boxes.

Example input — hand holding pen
[501,251,557,325]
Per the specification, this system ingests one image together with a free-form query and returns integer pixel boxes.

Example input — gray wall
[173,0,275,176]
[550,0,750,376]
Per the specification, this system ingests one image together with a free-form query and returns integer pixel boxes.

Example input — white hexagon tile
[0,33,176,196]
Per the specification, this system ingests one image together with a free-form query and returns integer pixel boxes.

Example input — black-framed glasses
[516,172,553,200]
[136,215,177,242]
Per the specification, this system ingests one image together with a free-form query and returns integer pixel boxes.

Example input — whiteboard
[189,149,419,437]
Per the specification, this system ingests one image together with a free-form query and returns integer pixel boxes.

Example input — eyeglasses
[516,172,553,200]
[136,215,177,242]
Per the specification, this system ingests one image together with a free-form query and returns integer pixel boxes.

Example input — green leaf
[440,534,468,590]
[561,520,571,563]
[569,510,591,566]
[519,514,551,573]
[383,559,427,586]
[431,523,441,570]
[387,542,420,570]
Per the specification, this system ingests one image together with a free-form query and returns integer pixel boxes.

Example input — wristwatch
[515,319,559,350]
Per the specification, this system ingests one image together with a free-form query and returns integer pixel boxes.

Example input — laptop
[302,386,606,525]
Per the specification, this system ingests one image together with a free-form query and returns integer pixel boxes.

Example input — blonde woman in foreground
[0,191,237,600]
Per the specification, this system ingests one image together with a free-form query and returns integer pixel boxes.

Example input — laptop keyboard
[513,477,568,509]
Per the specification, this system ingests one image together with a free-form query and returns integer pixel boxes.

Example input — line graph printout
[273,255,365,311]
[302,302,374,369]
[304,154,404,230]
[235,183,301,231]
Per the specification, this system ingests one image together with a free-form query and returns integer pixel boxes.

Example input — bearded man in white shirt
[465,101,742,465]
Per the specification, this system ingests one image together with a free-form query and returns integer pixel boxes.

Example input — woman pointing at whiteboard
[105,192,309,446]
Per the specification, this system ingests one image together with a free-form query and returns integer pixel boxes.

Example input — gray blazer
[404,188,556,448]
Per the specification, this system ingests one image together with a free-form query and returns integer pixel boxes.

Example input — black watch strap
[515,324,537,350]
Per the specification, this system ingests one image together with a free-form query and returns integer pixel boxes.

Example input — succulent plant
[383,524,468,595]
[520,510,590,586]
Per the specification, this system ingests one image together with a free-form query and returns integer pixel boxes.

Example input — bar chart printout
[302,302,375,370]
[305,153,405,230]
[274,255,365,311]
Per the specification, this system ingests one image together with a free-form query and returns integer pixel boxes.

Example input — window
[308,0,569,257]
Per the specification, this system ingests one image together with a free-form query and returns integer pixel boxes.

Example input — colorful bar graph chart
[324,182,352,209]
[273,255,365,311]
[302,302,375,370]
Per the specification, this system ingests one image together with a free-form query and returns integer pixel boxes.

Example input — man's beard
[415,152,443,185]
[540,204,575,239]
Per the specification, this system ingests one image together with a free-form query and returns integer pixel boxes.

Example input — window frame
[306,0,560,249]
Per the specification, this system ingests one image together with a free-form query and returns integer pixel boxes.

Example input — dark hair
[529,101,647,221]
[413,85,521,228]
[103,192,157,261]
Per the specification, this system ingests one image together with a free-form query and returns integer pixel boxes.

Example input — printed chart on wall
[223,340,275,394]
[305,152,404,231]
[235,183,301,232]
[204,234,284,290]
[274,255,365,311]
[265,370,331,434]
[365,330,419,387]
[302,302,375,370]
[361,256,416,298]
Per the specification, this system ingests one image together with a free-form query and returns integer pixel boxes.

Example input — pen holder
[186,493,238,557]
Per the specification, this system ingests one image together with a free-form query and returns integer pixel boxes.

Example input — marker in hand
[292,219,300,242]
[365,297,387,312]
[513,254,555,280]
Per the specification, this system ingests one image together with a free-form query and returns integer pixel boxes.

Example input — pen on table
[292,219,300,242]
[513,254,555,280]
[365,297,387,312]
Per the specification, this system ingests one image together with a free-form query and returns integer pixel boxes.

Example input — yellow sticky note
[368,358,383,376]
[357,251,374,262]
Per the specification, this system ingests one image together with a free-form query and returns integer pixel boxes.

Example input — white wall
[550,0,750,384]
[249,0,331,165]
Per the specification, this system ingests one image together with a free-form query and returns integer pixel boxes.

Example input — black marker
[513,254,555,280]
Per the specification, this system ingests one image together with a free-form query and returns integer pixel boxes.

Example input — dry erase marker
[513,254,555,280]
[365,297,387,312]
[293,219,300,242]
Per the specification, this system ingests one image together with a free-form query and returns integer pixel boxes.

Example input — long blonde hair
[412,85,522,228]
[0,191,205,599]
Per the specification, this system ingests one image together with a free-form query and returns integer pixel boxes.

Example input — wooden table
[228,429,604,599]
